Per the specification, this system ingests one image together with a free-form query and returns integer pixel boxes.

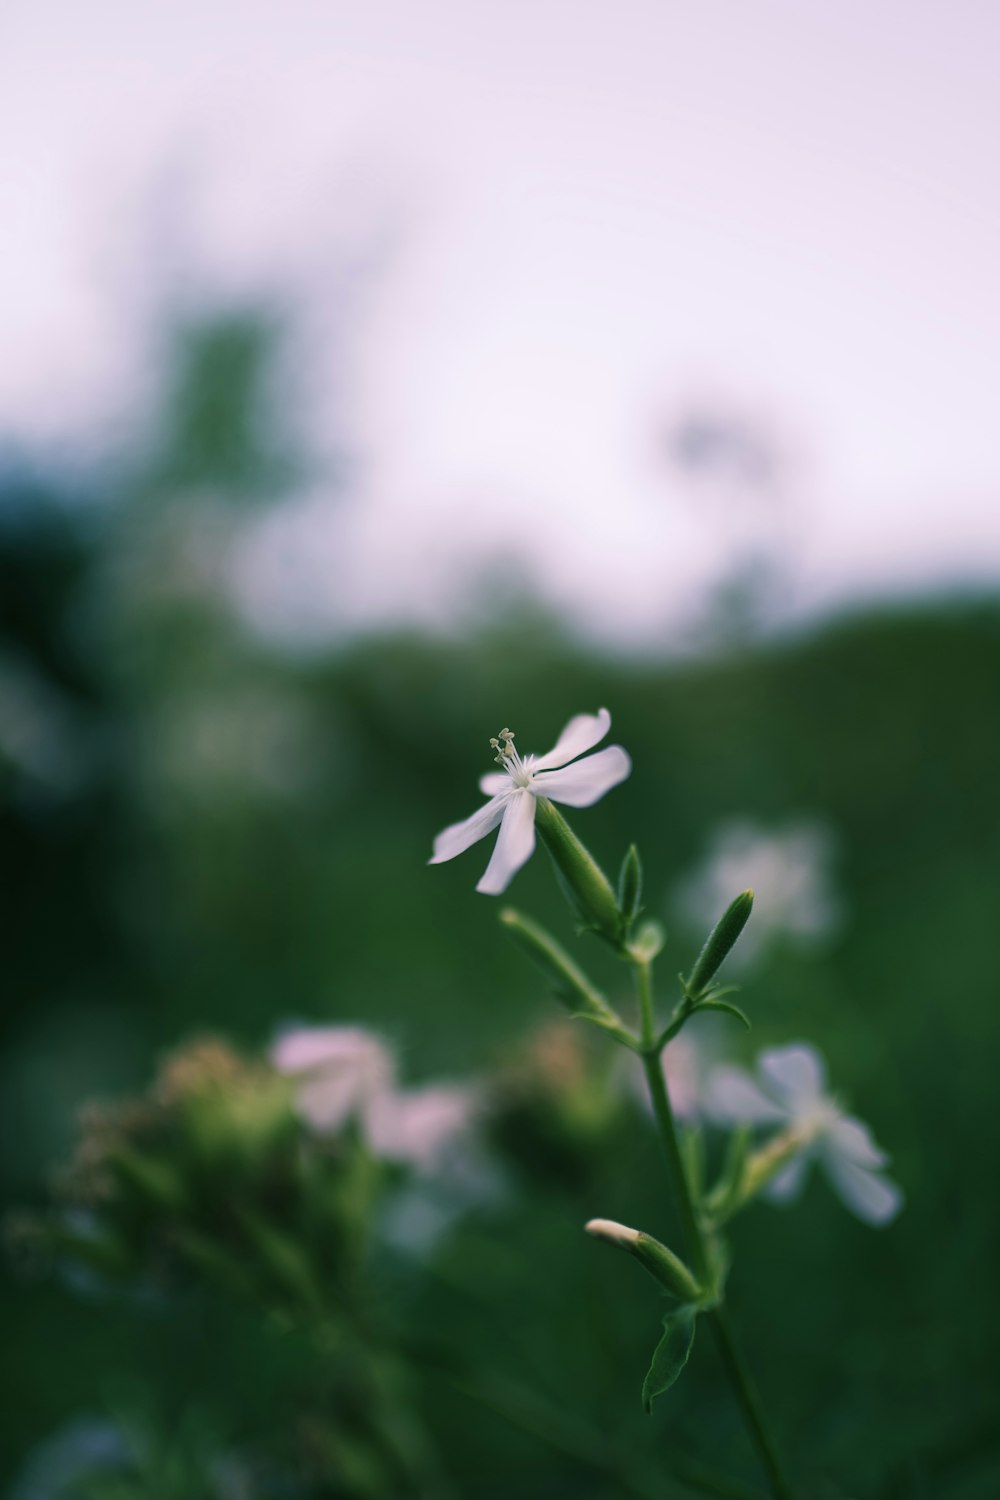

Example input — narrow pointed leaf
[572,1011,641,1050]
[642,1307,697,1413]
[695,999,751,1030]
[499,908,616,1021]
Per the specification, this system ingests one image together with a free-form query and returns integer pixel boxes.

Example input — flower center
[796,1096,841,1141]
[490,728,534,788]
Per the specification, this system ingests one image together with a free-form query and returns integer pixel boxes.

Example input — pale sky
[2,1,999,643]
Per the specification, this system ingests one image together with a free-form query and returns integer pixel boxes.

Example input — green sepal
[617,844,643,928]
[642,1307,697,1413]
[586,1220,702,1302]
[692,983,741,1003]
[684,890,754,998]
[534,799,623,947]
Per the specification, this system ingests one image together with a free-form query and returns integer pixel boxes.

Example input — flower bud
[585,1218,702,1302]
[685,889,754,996]
[630,918,666,962]
[499,908,618,1024]
[617,844,643,927]
[534,799,623,945]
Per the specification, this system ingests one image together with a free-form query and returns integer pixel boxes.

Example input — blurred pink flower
[271,1024,477,1171]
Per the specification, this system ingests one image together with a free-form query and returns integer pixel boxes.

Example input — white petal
[705,1064,787,1125]
[271,1025,389,1078]
[297,1073,366,1132]
[479,772,511,796]
[476,790,537,895]
[829,1114,889,1170]
[274,1026,395,1134]
[663,1036,701,1122]
[429,793,509,865]
[367,1085,477,1168]
[532,745,632,807]
[823,1154,904,1226]
[533,708,611,771]
[758,1044,826,1111]
[762,1152,811,1203]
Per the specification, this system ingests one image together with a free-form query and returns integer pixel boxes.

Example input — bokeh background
[2,4,1000,1496]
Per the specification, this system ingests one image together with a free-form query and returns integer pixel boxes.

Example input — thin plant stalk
[631,958,797,1500]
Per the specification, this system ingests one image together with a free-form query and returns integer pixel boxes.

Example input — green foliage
[642,1309,697,1414]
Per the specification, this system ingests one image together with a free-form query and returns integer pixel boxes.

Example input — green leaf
[642,1307,697,1413]
[695,999,751,1030]
[572,1010,641,1050]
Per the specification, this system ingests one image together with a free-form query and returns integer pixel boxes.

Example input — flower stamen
[491,727,525,776]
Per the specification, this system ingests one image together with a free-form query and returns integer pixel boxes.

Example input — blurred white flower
[429,708,631,895]
[367,1083,479,1171]
[272,1026,394,1133]
[620,1031,704,1122]
[676,819,841,966]
[707,1043,903,1226]
[620,1021,730,1124]
[271,1024,477,1172]
[661,1034,702,1122]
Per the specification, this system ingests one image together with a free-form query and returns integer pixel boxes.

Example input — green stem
[638,983,708,1286]
[451,1368,767,1500]
[631,959,795,1500]
[708,1308,795,1500]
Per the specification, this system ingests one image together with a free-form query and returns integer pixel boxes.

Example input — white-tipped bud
[585,1217,640,1246]
[585,1217,703,1303]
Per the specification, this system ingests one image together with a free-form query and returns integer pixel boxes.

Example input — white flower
[429,708,631,895]
[271,1026,394,1133]
[367,1084,479,1171]
[271,1024,478,1172]
[676,820,841,968]
[706,1043,903,1226]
